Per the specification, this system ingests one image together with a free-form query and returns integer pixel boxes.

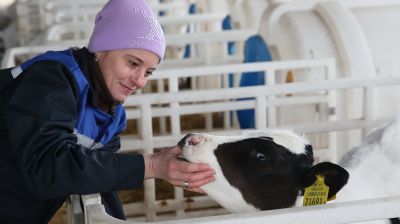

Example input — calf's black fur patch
[214,137,314,210]
[214,137,349,210]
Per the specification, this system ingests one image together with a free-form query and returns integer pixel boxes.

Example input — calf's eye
[256,152,269,165]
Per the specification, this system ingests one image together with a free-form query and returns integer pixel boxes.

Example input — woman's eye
[128,60,139,67]
[145,71,153,77]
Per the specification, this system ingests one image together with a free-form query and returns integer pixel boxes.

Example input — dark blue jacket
[0,48,144,223]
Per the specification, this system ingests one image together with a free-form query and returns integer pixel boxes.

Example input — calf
[178,121,400,223]
[178,130,348,212]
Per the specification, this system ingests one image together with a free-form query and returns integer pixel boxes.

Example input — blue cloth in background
[237,35,272,129]
[222,15,236,88]
[183,3,197,58]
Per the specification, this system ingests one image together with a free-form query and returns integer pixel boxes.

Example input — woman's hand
[143,145,215,194]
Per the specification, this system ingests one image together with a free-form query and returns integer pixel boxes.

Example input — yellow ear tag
[328,194,336,201]
[303,175,329,206]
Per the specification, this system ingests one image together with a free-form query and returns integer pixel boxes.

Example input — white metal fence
[43,13,228,43]
[76,74,400,223]
[86,60,399,222]
[14,0,191,45]
[114,58,337,221]
[82,194,400,224]
[122,58,336,154]
[1,27,256,70]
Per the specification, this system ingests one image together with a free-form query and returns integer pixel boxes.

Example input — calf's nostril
[178,133,195,148]
[188,135,202,145]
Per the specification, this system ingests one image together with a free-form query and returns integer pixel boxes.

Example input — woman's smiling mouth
[120,82,135,94]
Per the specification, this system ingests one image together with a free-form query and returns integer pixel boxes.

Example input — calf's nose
[178,133,194,148]
[188,134,203,145]
[178,133,203,148]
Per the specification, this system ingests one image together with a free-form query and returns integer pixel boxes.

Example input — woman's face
[96,49,159,103]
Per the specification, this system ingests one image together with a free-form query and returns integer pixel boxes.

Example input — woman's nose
[130,71,147,88]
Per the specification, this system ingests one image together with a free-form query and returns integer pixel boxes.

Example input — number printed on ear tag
[303,175,329,206]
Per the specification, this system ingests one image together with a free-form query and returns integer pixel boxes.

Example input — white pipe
[84,195,400,224]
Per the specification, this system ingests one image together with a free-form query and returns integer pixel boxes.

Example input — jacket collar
[72,47,117,114]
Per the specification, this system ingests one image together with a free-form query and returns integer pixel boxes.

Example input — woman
[0,0,215,223]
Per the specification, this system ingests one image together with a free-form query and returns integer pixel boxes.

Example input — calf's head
[178,130,349,213]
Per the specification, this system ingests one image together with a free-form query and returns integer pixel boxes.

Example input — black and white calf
[178,121,400,223]
[178,130,349,212]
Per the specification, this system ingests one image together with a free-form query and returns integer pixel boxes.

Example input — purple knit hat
[88,0,166,60]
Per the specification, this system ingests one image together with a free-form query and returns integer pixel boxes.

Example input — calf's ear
[301,162,349,199]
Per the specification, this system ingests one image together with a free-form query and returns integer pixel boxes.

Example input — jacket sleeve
[6,61,144,199]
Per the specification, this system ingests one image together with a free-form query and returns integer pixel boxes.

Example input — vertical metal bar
[326,59,339,162]
[204,43,213,131]
[222,73,231,130]
[158,79,167,135]
[141,104,156,221]
[255,96,267,130]
[362,85,375,138]
[266,68,276,127]
[169,77,185,218]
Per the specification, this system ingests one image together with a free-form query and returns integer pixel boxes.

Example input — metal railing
[81,193,400,224]
[74,74,400,223]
